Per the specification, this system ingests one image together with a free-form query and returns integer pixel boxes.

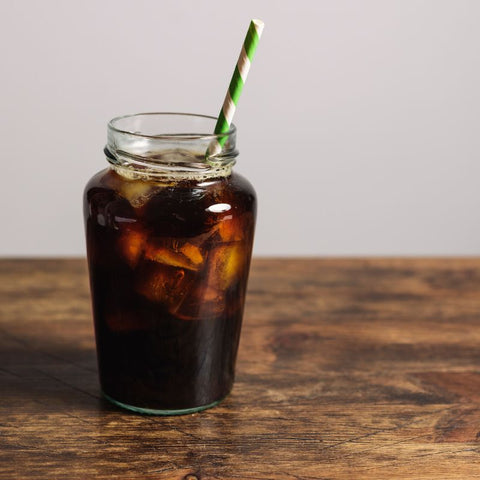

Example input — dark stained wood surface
[2,258,480,478]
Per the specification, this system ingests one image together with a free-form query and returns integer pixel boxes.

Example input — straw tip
[252,18,265,35]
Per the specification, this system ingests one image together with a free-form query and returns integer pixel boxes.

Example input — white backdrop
[1,0,479,256]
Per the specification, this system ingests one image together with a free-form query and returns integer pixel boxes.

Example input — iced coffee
[84,113,256,414]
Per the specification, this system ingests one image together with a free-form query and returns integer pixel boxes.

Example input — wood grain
[2,258,480,478]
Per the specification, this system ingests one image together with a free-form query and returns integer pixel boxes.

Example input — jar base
[102,391,226,416]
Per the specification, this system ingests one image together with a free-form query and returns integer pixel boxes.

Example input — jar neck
[105,113,238,181]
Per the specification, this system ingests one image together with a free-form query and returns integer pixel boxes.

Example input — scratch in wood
[145,420,203,442]
[210,474,271,480]
[413,446,480,458]
[33,367,100,401]
[216,472,324,480]
[275,473,319,480]
[1,440,45,452]
[319,405,457,453]
[60,409,96,426]
[147,461,180,474]
[357,445,480,473]
[0,326,96,373]
[339,432,433,460]
[0,366,23,378]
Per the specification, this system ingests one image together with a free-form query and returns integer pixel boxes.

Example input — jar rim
[106,112,237,180]
[108,112,236,140]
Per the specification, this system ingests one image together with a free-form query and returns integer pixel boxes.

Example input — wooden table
[2,258,480,479]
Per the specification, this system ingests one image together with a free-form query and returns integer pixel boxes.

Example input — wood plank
[1,258,480,478]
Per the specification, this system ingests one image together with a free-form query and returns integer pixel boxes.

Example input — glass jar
[83,113,256,415]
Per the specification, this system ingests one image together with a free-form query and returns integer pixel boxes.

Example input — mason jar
[83,113,256,415]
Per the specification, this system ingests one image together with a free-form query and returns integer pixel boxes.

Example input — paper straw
[207,19,264,158]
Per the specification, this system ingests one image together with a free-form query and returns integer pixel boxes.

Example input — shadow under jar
[83,113,256,415]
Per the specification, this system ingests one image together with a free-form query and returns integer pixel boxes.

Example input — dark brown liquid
[84,167,256,411]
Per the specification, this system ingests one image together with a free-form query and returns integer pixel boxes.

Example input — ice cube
[173,244,246,321]
[134,237,245,320]
[180,243,203,266]
[144,240,203,271]
[117,179,159,208]
[176,284,224,321]
[218,219,242,242]
[209,243,245,289]
[135,261,190,312]
[117,228,147,267]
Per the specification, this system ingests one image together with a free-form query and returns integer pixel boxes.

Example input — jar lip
[108,112,236,140]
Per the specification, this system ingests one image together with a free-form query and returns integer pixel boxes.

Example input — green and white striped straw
[208,19,264,158]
